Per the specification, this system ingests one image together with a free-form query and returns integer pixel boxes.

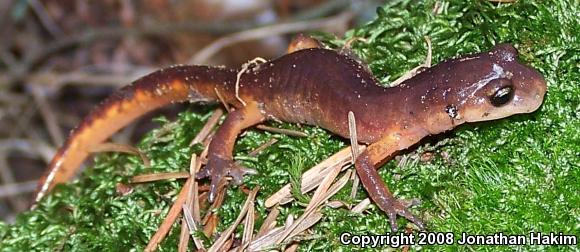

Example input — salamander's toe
[396,207,425,231]
[200,153,257,202]
[382,197,425,231]
[201,154,229,202]
[387,210,399,232]
[195,165,211,180]
[400,198,422,208]
[207,172,223,203]
[229,164,257,185]
[390,198,425,231]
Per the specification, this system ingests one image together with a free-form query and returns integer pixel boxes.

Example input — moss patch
[1,0,578,251]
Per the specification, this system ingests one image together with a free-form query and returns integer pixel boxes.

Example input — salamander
[35,36,547,231]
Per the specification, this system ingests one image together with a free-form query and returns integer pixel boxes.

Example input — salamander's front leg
[196,102,265,202]
[355,134,426,231]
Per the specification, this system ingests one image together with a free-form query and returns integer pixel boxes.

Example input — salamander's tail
[34,65,237,203]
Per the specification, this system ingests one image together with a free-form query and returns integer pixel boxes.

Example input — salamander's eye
[490,86,514,107]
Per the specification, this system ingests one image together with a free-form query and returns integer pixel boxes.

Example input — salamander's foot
[195,153,257,202]
[400,198,422,208]
[384,197,425,231]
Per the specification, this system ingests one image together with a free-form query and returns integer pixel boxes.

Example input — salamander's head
[423,44,547,130]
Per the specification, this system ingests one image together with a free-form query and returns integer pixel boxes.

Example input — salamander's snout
[522,72,547,112]
[507,57,547,115]
[460,44,548,122]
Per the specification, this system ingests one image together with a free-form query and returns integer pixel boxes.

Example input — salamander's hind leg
[355,135,425,231]
[287,34,322,53]
[196,102,265,202]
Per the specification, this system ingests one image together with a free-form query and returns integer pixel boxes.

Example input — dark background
[0,0,380,222]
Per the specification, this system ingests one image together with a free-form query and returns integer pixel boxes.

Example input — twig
[0,180,38,198]
[285,214,294,227]
[190,11,354,64]
[305,163,342,212]
[191,152,206,223]
[0,50,18,67]
[265,145,364,207]
[29,85,64,146]
[202,213,218,238]
[0,153,27,211]
[207,187,260,252]
[248,226,284,251]
[351,198,371,214]
[0,138,54,163]
[179,153,205,251]
[6,0,350,87]
[23,67,153,90]
[292,172,351,247]
[234,57,267,106]
[202,179,228,225]
[319,170,352,208]
[10,101,37,141]
[182,203,205,250]
[240,197,256,251]
[248,138,278,157]
[256,125,308,138]
[8,22,248,82]
[144,177,193,252]
[249,213,321,251]
[258,170,351,250]
[256,205,280,238]
[348,111,361,199]
[342,37,367,49]
[28,0,64,37]
[214,87,231,112]
[0,139,47,210]
[285,243,299,252]
[135,134,200,252]
[189,108,224,146]
[220,237,235,251]
[326,200,345,208]
[287,211,323,241]
[275,164,342,244]
[424,36,432,67]
[130,172,190,183]
[89,142,150,167]
[178,180,195,252]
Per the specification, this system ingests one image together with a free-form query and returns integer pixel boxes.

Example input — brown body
[36,39,547,230]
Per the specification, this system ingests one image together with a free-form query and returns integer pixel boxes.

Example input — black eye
[490,86,514,107]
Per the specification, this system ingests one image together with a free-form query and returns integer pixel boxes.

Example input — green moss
[1,0,578,251]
